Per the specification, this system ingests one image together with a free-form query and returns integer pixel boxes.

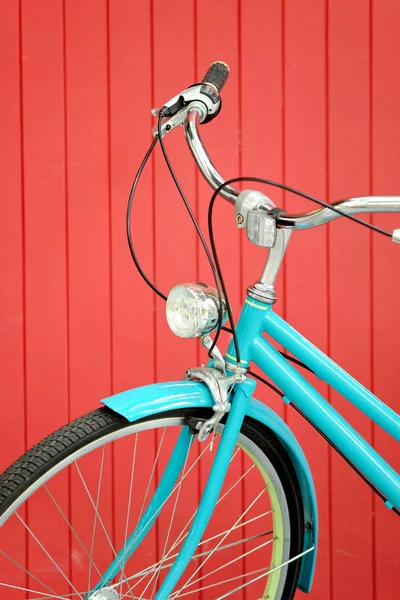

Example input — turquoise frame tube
[225,297,400,510]
[99,293,399,597]
[102,379,317,594]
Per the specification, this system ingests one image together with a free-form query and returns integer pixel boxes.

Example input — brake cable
[207,175,395,356]
[126,135,394,375]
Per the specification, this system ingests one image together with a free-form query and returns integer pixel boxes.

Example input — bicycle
[0,62,399,600]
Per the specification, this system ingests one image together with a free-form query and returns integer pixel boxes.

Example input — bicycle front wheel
[0,406,304,599]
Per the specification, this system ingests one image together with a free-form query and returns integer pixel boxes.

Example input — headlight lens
[166,283,227,338]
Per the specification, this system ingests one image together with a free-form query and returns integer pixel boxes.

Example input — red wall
[1,1,399,598]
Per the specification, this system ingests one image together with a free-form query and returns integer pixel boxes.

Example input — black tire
[0,406,304,599]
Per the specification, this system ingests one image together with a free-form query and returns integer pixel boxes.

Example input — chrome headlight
[166,283,227,338]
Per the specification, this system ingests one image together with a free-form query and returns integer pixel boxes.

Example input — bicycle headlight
[166,283,227,338]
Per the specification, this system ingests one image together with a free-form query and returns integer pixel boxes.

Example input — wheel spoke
[117,436,217,593]
[112,516,273,588]
[15,512,83,599]
[127,446,245,590]
[73,461,135,599]
[170,486,268,599]
[172,535,275,594]
[145,437,194,599]
[87,447,105,592]
[215,546,315,599]
[0,580,82,599]
[160,448,248,562]
[135,428,166,529]
[119,433,139,596]
[0,549,58,597]
[44,484,103,581]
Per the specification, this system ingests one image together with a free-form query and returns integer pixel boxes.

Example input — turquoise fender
[102,380,318,593]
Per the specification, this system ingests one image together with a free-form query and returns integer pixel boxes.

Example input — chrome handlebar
[184,109,400,231]
[184,111,239,204]
[278,197,400,229]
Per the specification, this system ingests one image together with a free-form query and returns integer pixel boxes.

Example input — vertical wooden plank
[21,0,69,449]
[328,2,374,599]
[20,0,70,593]
[195,2,245,598]
[152,0,198,384]
[0,0,25,472]
[64,0,113,587]
[240,0,285,420]
[108,0,157,579]
[65,0,111,417]
[372,1,400,598]
[240,2,286,594]
[0,0,26,592]
[283,1,331,598]
[152,0,201,591]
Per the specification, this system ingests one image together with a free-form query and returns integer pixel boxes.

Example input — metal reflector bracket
[246,209,277,248]
[235,189,277,247]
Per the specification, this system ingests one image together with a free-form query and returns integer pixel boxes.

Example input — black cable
[209,176,393,238]
[207,191,241,364]
[126,138,167,300]
[157,114,241,366]
[247,370,284,397]
[127,142,393,372]
[207,173,394,361]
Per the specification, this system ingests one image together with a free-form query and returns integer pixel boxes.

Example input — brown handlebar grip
[201,61,230,94]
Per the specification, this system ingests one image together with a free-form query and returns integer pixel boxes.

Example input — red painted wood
[108,0,158,580]
[0,0,400,598]
[283,2,331,599]
[328,2,374,599]
[240,0,286,422]
[372,1,400,598]
[239,2,286,593]
[19,0,70,594]
[151,2,202,594]
[63,0,113,587]
[0,0,25,473]
[0,0,26,594]
[195,3,246,598]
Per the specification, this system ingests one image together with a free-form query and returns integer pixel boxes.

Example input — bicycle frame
[100,292,400,598]
[225,296,400,509]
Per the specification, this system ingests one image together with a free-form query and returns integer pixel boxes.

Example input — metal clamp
[185,366,245,442]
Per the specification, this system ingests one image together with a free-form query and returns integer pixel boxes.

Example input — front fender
[102,380,317,593]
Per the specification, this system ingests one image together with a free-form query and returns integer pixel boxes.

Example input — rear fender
[102,380,317,593]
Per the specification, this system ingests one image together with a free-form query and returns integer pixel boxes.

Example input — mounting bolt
[236,214,244,225]
[185,369,192,379]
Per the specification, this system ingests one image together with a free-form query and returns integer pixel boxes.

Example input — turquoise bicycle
[1,62,399,600]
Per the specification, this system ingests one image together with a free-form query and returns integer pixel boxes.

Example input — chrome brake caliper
[185,335,245,442]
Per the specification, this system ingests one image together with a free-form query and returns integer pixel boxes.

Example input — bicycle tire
[0,406,304,599]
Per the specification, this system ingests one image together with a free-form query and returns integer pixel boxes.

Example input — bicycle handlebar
[184,107,400,230]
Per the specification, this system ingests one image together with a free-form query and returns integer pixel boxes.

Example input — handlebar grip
[201,61,230,94]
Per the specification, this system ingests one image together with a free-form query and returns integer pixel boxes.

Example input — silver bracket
[201,334,226,376]
[185,366,244,442]
[235,190,277,248]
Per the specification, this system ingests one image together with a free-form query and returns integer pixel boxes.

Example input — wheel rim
[0,415,291,599]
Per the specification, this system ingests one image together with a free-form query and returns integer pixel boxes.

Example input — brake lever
[152,101,207,139]
[152,82,222,139]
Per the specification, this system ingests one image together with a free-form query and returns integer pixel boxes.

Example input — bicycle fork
[90,377,255,599]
